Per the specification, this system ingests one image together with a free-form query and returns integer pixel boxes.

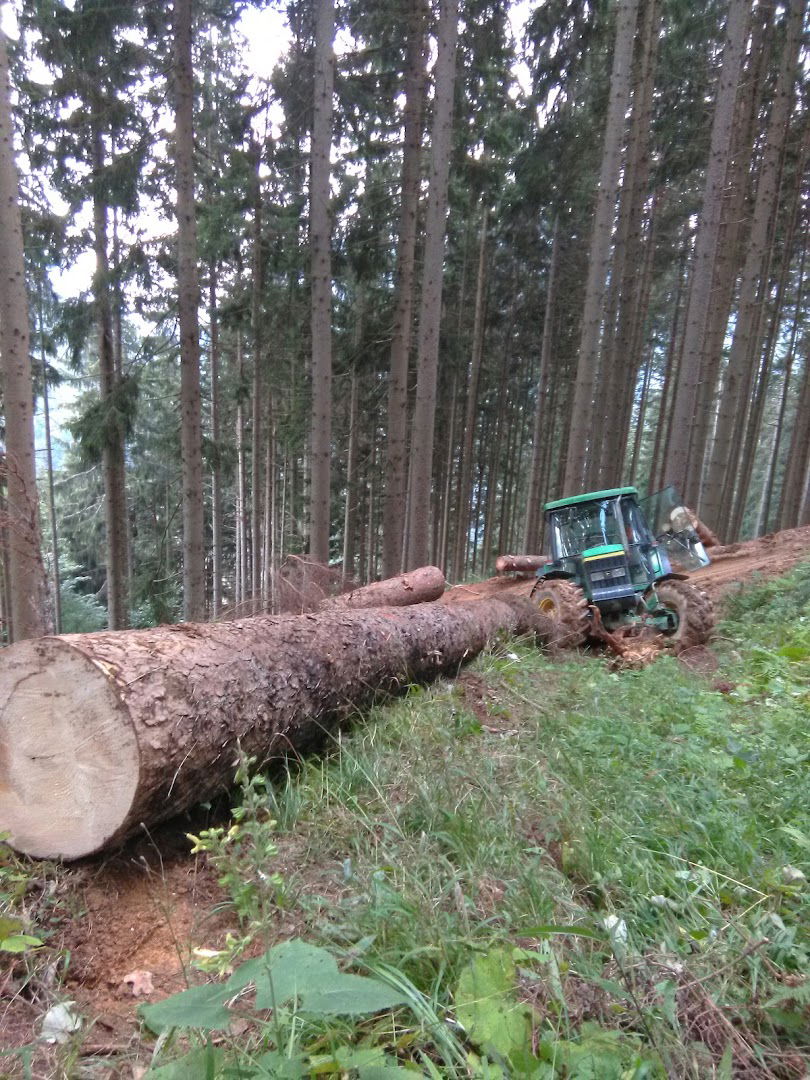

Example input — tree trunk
[448,219,474,576]
[500,358,530,555]
[209,264,223,618]
[613,196,658,485]
[0,599,548,860]
[0,31,50,641]
[523,220,559,552]
[235,335,248,608]
[382,0,428,578]
[342,365,360,578]
[173,0,206,621]
[600,0,659,487]
[405,0,458,569]
[730,128,805,541]
[438,367,459,573]
[37,277,61,633]
[666,0,749,501]
[309,0,335,565]
[779,350,810,529]
[366,438,378,579]
[762,220,806,532]
[691,4,772,498]
[91,111,130,631]
[251,142,264,609]
[0,483,11,643]
[648,243,687,492]
[264,425,276,612]
[452,205,489,579]
[321,565,445,610]
[481,319,512,569]
[701,0,803,532]
[563,0,640,493]
[628,342,654,485]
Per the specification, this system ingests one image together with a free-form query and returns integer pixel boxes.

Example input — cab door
[638,487,711,572]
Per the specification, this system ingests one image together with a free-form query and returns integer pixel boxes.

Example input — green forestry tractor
[531,485,714,650]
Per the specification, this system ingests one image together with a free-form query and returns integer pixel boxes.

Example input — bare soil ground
[690,524,810,600]
[2,524,808,1071]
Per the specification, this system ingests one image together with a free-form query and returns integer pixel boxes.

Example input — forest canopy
[0,0,807,638]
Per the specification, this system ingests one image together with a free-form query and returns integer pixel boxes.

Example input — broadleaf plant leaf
[298,972,409,1015]
[253,939,339,1010]
[455,947,532,1063]
[140,983,233,1032]
[1,934,43,953]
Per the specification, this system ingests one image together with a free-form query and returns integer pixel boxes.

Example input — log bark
[323,566,446,610]
[495,555,547,575]
[0,599,544,860]
[685,510,720,548]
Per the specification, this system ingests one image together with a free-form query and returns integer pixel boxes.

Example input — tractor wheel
[531,580,590,647]
[654,579,714,648]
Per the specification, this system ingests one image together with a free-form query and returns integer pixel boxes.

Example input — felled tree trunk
[495,555,547,575]
[324,565,445,609]
[0,599,546,860]
[685,508,720,548]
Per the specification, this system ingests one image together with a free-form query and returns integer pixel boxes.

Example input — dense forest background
[0,0,807,639]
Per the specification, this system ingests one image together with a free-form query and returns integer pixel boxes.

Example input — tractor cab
[538,486,710,613]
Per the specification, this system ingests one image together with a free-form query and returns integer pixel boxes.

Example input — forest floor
[1,525,809,1078]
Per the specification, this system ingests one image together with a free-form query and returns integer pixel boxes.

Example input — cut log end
[0,638,139,859]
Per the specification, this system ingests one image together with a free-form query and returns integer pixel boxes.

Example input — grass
[5,566,810,1077]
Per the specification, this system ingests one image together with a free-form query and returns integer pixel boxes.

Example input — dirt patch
[0,800,386,1068]
[690,524,810,602]
[0,829,233,1074]
[676,644,720,677]
[455,671,506,730]
[58,854,229,1031]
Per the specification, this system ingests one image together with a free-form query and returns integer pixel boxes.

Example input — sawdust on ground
[0,817,360,1074]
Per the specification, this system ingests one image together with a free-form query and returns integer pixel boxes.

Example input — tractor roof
[544,486,638,512]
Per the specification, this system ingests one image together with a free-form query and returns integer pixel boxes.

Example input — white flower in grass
[781,865,806,885]
[40,1002,82,1044]
[603,914,628,947]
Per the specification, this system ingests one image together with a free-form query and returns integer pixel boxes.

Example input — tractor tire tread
[656,579,714,648]
[531,580,590,648]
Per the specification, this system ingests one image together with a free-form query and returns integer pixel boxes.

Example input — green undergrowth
[145,565,810,1077]
[17,567,810,1078]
